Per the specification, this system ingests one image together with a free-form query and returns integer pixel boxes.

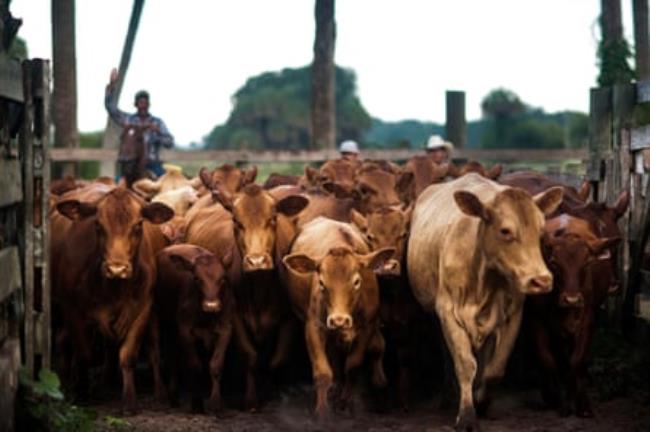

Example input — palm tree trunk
[100,0,145,176]
[51,0,79,177]
[311,0,336,150]
[634,0,650,80]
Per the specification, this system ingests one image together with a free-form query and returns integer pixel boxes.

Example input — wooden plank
[0,159,22,207]
[50,147,588,163]
[0,54,24,103]
[588,87,612,181]
[636,79,650,103]
[0,247,20,304]
[445,90,466,149]
[631,125,650,150]
[0,338,21,432]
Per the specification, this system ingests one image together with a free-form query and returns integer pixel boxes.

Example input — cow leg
[437,310,479,432]
[396,342,413,412]
[475,309,523,416]
[207,321,233,414]
[118,302,153,415]
[147,314,167,403]
[532,322,562,411]
[571,321,594,418]
[178,328,203,413]
[233,315,258,411]
[269,318,295,370]
[305,320,332,420]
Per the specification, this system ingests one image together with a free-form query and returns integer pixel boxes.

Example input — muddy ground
[90,385,650,432]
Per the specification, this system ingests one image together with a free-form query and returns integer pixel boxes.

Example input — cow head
[353,165,401,214]
[397,156,449,204]
[543,220,620,309]
[283,247,394,336]
[454,185,563,295]
[57,188,174,280]
[199,164,257,196]
[313,159,358,197]
[449,161,503,180]
[167,245,232,313]
[213,184,308,272]
[351,206,412,277]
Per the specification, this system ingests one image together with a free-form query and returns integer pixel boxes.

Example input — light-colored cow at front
[407,173,562,431]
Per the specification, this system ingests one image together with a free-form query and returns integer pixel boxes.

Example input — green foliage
[364,118,444,149]
[79,131,103,179]
[9,36,28,60]
[597,36,635,87]
[204,65,371,150]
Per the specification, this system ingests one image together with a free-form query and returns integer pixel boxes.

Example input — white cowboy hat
[426,135,454,151]
[339,140,360,154]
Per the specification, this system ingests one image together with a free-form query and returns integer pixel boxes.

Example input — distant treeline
[201,66,588,151]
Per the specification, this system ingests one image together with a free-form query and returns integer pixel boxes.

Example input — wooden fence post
[588,87,613,200]
[445,90,466,149]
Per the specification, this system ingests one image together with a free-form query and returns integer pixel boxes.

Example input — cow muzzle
[375,259,401,277]
[103,262,132,279]
[326,313,353,330]
[243,253,273,272]
[202,300,221,313]
[524,274,553,294]
[559,292,584,308]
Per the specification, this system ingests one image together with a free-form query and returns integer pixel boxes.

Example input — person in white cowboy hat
[425,134,454,164]
[339,139,361,162]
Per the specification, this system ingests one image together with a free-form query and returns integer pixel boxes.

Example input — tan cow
[133,166,202,199]
[407,173,562,431]
[282,217,394,417]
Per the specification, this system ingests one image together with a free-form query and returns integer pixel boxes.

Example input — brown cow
[282,217,394,417]
[304,159,358,196]
[155,244,234,413]
[351,206,430,411]
[354,164,402,214]
[52,187,174,413]
[530,215,619,417]
[185,184,309,410]
[500,170,591,208]
[397,156,450,204]
[407,173,562,431]
[133,166,202,199]
[448,161,503,180]
[263,173,300,189]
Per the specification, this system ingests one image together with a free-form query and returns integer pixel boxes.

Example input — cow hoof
[475,397,492,417]
[456,414,479,432]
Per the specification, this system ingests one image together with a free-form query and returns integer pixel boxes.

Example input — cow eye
[499,227,514,241]
[366,233,376,243]
[318,280,326,291]
[353,276,362,290]
[318,175,329,182]
[268,217,277,228]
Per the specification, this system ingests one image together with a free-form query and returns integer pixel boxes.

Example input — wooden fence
[0,54,51,432]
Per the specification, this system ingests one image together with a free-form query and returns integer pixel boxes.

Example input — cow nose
[202,300,221,313]
[376,259,400,277]
[104,262,131,279]
[559,292,584,308]
[326,313,353,330]
[526,274,553,294]
[243,254,273,271]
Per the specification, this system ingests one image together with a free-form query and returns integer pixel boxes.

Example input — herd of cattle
[48,155,629,431]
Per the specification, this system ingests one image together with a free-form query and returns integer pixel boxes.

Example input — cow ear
[305,166,319,184]
[283,253,317,274]
[396,171,414,197]
[169,253,194,272]
[589,237,621,260]
[199,167,212,189]
[57,199,97,221]
[361,247,395,272]
[276,195,309,217]
[613,190,629,218]
[350,209,368,232]
[578,180,591,201]
[533,187,563,217]
[141,202,174,224]
[211,188,234,212]
[488,164,503,180]
[356,182,375,198]
[454,191,490,221]
[132,178,160,200]
[221,248,234,269]
[243,165,258,186]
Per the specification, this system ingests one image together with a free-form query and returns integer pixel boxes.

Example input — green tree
[598,0,635,86]
[481,88,526,147]
[204,65,370,150]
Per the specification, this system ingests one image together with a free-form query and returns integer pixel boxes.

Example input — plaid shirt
[105,88,174,162]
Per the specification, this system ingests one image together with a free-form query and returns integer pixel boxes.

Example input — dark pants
[118,160,165,187]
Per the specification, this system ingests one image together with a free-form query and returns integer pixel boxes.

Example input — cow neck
[237,270,281,313]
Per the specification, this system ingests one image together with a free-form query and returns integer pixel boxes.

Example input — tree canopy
[204,65,371,150]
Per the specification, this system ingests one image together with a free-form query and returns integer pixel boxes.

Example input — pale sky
[12,1,636,146]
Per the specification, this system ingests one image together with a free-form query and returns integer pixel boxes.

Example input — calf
[529,215,619,417]
[282,217,394,417]
[155,244,234,413]
[407,173,562,431]
[52,186,174,413]
[397,156,450,204]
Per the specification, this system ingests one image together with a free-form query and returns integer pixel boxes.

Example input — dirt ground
[91,386,650,432]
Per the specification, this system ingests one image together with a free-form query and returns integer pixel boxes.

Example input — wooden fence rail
[50,147,588,163]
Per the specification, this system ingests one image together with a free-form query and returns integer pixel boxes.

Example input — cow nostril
[560,293,584,307]
[327,314,353,330]
[202,300,221,313]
